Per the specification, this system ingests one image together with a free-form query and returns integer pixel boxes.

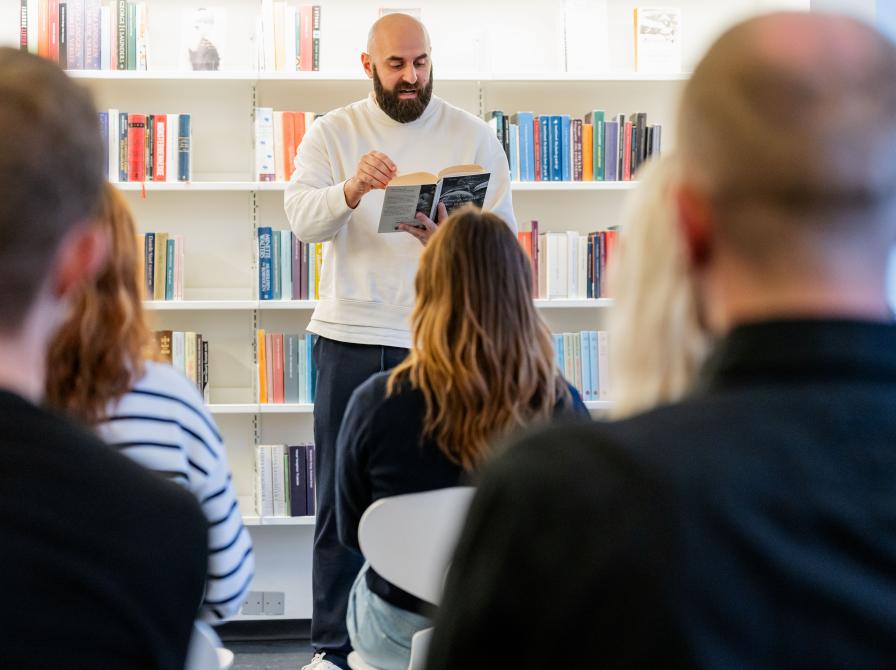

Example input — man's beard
[372,64,434,123]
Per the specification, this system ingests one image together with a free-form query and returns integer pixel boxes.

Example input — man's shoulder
[312,97,371,130]
[433,96,492,133]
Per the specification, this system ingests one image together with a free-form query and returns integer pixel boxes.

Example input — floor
[228,639,315,670]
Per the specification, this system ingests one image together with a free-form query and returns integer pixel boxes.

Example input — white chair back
[185,621,233,670]
[357,486,475,605]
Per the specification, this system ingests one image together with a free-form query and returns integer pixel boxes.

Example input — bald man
[427,12,896,669]
[284,13,514,670]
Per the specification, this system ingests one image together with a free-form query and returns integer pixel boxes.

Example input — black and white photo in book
[182,7,227,71]
[438,173,490,214]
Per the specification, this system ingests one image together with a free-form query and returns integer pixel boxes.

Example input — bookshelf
[1,0,816,623]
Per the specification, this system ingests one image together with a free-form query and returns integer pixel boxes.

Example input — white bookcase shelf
[67,70,688,83]
[242,515,316,527]
[146,299,613,311]
[116,181,638,192]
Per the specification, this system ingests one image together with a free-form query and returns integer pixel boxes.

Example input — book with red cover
[265,332,274,404]
[127,113,147,181]
[153,115,167,181]
[299,5,313,71]
[272,333,285,404]
[283,111,297,181]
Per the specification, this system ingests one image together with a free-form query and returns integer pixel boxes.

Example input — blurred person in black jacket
[428,12,896,669]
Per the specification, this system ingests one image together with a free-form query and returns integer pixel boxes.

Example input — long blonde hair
[388,207,569,470]
[45,182,151,423]
[608,155,710,418]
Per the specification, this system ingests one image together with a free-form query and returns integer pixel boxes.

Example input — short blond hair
[608,155,710,419]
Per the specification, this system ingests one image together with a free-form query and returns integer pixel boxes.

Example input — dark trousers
[311,336,409,668]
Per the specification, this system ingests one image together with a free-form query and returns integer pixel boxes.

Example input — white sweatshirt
[284,94,516,348]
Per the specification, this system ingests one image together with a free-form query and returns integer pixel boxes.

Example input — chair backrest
[358,487,475,605]
[185,621,228,670]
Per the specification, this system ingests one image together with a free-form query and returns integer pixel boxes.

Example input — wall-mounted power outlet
[263,591,285,616]
[241,591,264,615]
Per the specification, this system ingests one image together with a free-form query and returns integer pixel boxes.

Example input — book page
[377,183,437,233]
[437,172,491,215]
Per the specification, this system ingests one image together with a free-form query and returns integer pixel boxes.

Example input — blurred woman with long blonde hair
[45,183,253,623]
[608,154,711,418]
[335,207,587,670]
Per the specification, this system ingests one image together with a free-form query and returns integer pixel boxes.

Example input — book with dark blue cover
[604,120,619,181]
[177,114,191,182]
[560,115,571,182]
[118,111,128,182]
[287,445,308,516]
[539,116,550,182]
[258,227,273,300]
[98,112,108,178]
[549,115,562,182]
[165,238,175,300]
[306,444,315,515]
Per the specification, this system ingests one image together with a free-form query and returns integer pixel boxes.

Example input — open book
[376,165,491,233]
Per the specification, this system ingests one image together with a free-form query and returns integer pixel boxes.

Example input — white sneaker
[301,652,343,670]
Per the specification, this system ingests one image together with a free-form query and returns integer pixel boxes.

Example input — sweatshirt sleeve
[284,121,355,243]
[480,131,517,234]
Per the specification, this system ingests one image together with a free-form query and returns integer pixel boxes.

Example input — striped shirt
[96,361,254,622]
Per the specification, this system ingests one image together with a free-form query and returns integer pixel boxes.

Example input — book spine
[202,338,209,403]
[153,115,166,181]
[57,2,67,67]
[260,446,275,517]
[48,0,59,61]
[560,115,571,182]
[166,113,178,182]
[272,334,284,404]
[291,446,309,516]
[98,3,109,69]
[144,113,152,180]
[285,334,299,403]
[257,329,267,403]
[177,113,191,182]
[538,116,549,182]
[115,0,126,70]
[573,119,583,182]
[623,121,632,181]
[549,116,561,182]
[152,232,166,300]
[255,107,276,181]
[126,0,135,70]
[83,0,100,69]
[580,331,591,400]
[258,227,273,300]
[306,443,315,515]
[533,117,541,181]
[143,232,154,297]
[271,445,286,516]
[98,112,108,178]
[598,330,610,400]
[593,111,605,180]
[311,5,320,71]
[172,331,185,375]
[306,333,314,401]
[280,230,292,300]
[184,331,196,383]
[20,0,28,52]
[38,0,48,58]
[67,0,84,69]
[604,120,618,181]
[135,1,147,70]
[291,234,301,300]
[107,108,118,182]
[298,336,307,403]
[117,111,128,181]
[509,123,519,181]
[299,4,312,71]
[264,332,273,404]
[165,238,174,300]
[126,113,145,181]
[271,228,281,300]
[586,234,593,299]
[26,0,37,54]
[174,235,184,299]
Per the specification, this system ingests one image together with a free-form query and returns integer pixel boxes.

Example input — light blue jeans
[346,564,433,670]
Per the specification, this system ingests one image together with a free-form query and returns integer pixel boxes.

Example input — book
[182,7,224,71]
[376,165,491,233]
[258,226,273,300]
[634,6,682,74]
[126,113,145,181]
[177,114,191,182]
[257,329,267,403]
[288,445,309,517]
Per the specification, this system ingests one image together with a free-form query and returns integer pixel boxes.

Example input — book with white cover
[634,6,682,74]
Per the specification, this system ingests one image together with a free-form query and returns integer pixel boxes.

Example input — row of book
[141,233,184,301]
[99,111,192,182]
[258,228,323,301]
[257,2,321,72]
[554,331,610,402]
[20,0,149,70]
[257,330,317,404]
[488,111,662,182]
[152,330,209,400]
[254,108,318,182]
[254,444,316,518]
[518,222,619,300]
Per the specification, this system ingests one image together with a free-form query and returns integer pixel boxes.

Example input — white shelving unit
[0,0,815,623]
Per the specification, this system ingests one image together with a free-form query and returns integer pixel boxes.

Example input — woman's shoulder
[350,370,421,414]
[135,361,205,403]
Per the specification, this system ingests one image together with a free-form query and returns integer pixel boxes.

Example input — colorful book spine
[177,114,191,182]
[258,227,273,300]
[538,116,549,182]
[560,115,571,182]
[126,113,145,181]
[164,238,174,300]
